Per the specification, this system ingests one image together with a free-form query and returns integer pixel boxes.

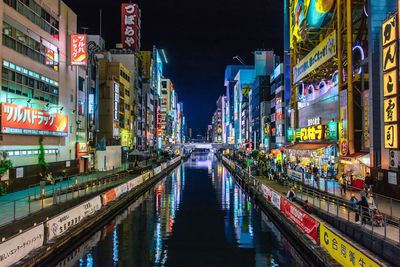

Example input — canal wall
[220,156,385,267]
[0,157,182,267]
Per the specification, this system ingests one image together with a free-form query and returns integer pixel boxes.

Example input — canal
[52,154,312,267]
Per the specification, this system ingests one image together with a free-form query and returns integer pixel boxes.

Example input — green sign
[287,128,294,142]
[327,121,338,140]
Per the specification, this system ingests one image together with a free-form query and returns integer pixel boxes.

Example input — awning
[80,155,90,159]
[357,153,371,168]
[283,142,335,151]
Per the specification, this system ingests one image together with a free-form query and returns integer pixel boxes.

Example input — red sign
[70,34,87,66]
[280,198,319,243]
[341,140,348,156]
[101,188,116,206]
[121,3,141,49]
[1,103,68,136]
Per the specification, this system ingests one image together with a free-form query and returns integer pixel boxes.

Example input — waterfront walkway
[0,161,154,227]
[231,160,400,244]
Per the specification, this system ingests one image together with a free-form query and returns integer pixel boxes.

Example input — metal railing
[224,156,400,244]
[0,162,147,228]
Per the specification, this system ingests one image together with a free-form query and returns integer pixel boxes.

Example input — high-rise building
[0,0,85,189]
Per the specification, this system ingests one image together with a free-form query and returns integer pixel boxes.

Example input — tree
[38,136,48,178]
[0,152,12,195]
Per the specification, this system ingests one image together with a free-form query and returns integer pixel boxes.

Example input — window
[4,0,59,38]
[2,22,59,70]
[2,60,59,104]
[79,77,85,91]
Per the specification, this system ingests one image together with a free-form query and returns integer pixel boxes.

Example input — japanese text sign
[384,124,398,149]
[70,34,87,66]
[296,125,325,141]
[280,198,319,243]
[1,103,68,136]
[384,97,398,123]
[383,69,397,97]
[382,15,397,47]
[121,3,141,49]
[320,224,380,267]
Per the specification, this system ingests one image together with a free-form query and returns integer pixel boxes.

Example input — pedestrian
[287,187,296,201]
[357,194,369,225]
[339,174,346,195]
[364,172,372,192]
[349,194,358,211]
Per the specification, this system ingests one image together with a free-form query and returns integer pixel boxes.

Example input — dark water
[54,154,311,267]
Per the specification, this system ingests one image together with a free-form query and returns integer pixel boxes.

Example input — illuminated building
[0,0,86,187]
[224,65,253,145]
[287,0,374,182]
[234,69,255,148]
[98,59,133,169]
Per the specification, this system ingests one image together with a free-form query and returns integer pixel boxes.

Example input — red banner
[70,34,87,66]
[101,188,116,206]
[121,3,141,49]
[280,198,319,243]
[1,103,68,136]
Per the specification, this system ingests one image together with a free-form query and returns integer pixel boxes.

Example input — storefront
[76,142,89,173]
[340,153,371,189]
[286,120,339,178]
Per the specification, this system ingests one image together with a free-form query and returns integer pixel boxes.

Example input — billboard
[1,103,68,136]
[70,34,87,66]
[121,3,141,50]
[320,224,380,267]
[293,30,336,83]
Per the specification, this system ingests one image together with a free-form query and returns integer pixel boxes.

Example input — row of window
[5,0,59,38]
[3,22,59,70]
[120,70,131,82]
[6,148,59,157]
[2,61,59,104]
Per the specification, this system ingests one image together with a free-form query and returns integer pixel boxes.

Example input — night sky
[64,0,284,133]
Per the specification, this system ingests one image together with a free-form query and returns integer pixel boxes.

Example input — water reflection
[54,156,310,267]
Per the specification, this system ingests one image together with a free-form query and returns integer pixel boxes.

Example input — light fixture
[27,99,31,103]
[59,107,64,111]
[45,103,50,108]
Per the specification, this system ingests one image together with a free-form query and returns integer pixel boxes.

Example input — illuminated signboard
[113,83,119,121]
[1,103,68,136]
[382,14,399,149]
[327,121,338,141]
[384,97,398,123]
[70,34,87,66]
[121,3,141,50]
[293,30,336,84]
[287,128,294,142]
[295,125,325,141]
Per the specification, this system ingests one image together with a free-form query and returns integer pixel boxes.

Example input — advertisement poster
[102,188,117,206]
[261,184,272,202]
[320,224,380,267]
[47,196,101,241]
[339,89,348,155]
[280,198,319,243]
[0,224,44,266]
[1,103,68,136]
[271,190,281,210]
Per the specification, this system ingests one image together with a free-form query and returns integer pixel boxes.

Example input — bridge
[174,143,233,152]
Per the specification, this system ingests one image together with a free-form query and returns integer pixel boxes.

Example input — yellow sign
[383,42,397,72]
[384,97,398,123]
[382,14,397,47]
[384,124,398,149]
[320,224,380,267]
[383,69,397,97]
[296,125,325,141]
[293,30,336,83]
[242,86,252,96]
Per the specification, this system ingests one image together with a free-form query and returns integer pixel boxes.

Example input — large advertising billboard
[70,34,87,66]
[121,3,141,50]
[1,103,68,136]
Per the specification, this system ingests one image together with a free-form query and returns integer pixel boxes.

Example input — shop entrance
[79,157,89,173]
